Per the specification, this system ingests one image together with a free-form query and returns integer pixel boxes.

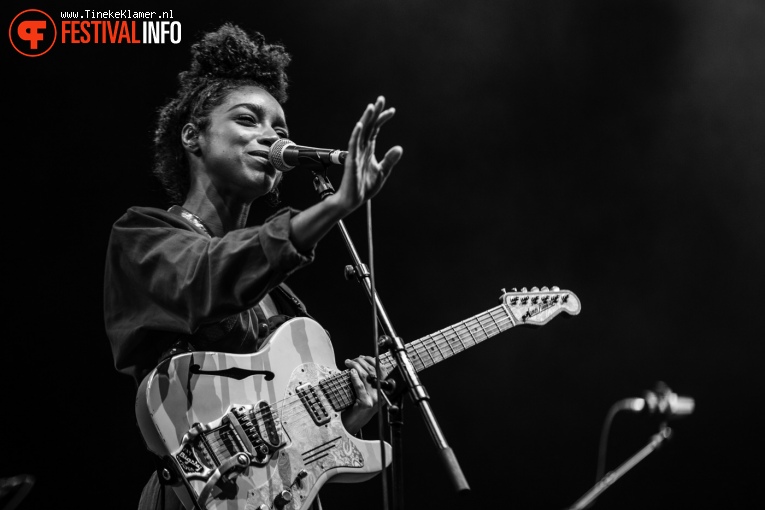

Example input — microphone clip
[642,381,695,418]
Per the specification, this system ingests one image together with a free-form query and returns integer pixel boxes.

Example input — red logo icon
[9,9,57,57]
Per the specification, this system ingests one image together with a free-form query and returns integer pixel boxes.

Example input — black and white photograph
[3,2,763,510]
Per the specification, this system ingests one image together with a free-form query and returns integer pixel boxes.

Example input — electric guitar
[136,286,581,510]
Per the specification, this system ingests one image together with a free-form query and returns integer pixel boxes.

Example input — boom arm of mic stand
[567,424,673,510]
[311,170,471,499]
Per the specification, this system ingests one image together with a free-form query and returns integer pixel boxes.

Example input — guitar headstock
[500,286,581,326]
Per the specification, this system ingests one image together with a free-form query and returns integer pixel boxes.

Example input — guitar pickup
[296,383,331,426]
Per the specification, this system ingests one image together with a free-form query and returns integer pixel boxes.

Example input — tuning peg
[541,286,549,291]
[512,288,517,292]
[552,286,560,291]
[521,287,527,292]
[531,286,539,292]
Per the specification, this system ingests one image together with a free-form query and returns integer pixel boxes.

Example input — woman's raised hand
[335,96,403,212]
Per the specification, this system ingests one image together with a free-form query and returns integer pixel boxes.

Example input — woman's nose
[257,133,280,147]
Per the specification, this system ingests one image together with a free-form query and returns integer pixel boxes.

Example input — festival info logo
[10,9,57,57]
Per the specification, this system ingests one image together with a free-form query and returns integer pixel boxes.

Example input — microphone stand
[311,168,470,510]
[566,423,673,510]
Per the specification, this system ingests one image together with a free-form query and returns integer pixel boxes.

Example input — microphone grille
[269,138,296,172]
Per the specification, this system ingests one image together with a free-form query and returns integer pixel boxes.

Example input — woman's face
[196,85,289,201]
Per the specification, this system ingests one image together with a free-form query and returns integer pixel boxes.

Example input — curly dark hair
[152,23,291,204]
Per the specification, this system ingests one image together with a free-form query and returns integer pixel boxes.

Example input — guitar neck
[318,304,515,412]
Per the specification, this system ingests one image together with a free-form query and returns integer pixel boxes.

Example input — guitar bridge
[173,421,245,480]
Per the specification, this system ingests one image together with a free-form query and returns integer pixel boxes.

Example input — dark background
[3,1,763,509]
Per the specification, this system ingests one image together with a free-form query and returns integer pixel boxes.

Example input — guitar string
[199,310,520,458]
[195,298,567,458]
[272,311,515,422]
[276,311,514,419]
[199,298,558,425]
[204,309,516,441]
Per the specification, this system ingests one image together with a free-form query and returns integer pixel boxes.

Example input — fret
[451,322,474,349]
[428,336,440,365]
[442,328,457,356]
[484,315,499,335]
[339,373,354,406]
[380,351,395,373]
[319,372,355,411]
[406,343,427,372]
[474,314,491,340]
[430,334,447,363]
[420,339,436,368]
[491,307,510,330]
[487,311,501,334]
[355,304,519,378]
[464,318,481,344]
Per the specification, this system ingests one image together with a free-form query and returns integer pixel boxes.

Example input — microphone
[268,138,347,172]
[620,381,695,418]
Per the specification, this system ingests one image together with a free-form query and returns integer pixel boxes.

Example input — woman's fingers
[345,356,379,408]
[348,368,371,406]
[380,146,404,175]
[359,97,389,142]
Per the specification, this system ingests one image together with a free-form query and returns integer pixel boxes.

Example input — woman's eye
[237,115,258,125]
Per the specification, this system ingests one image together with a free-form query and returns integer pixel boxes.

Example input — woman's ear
[181,123,200,154]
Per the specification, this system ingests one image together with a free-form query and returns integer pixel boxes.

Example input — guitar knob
[274,490,292,509]
[292,469,308,488]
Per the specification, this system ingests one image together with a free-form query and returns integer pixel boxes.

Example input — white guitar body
[136,286,581,510]
[137,317,390,510]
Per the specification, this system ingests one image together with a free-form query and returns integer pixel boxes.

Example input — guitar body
[136,317,391,510]
[136,286,581,510]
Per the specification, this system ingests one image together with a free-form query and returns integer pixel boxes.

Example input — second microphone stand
[567,423,673,510]
[311,168,470,510]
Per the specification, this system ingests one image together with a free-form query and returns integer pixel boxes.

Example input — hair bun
[181,23,291,101]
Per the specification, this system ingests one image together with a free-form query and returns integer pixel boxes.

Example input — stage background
[4,1,763,509]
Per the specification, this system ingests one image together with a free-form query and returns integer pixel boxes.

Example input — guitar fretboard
[318,304,515,411]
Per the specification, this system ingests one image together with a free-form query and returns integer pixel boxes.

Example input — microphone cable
[595,398,639,482]
[367,198,390,510]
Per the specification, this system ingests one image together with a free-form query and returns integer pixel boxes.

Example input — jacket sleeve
[103,206,314,379]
